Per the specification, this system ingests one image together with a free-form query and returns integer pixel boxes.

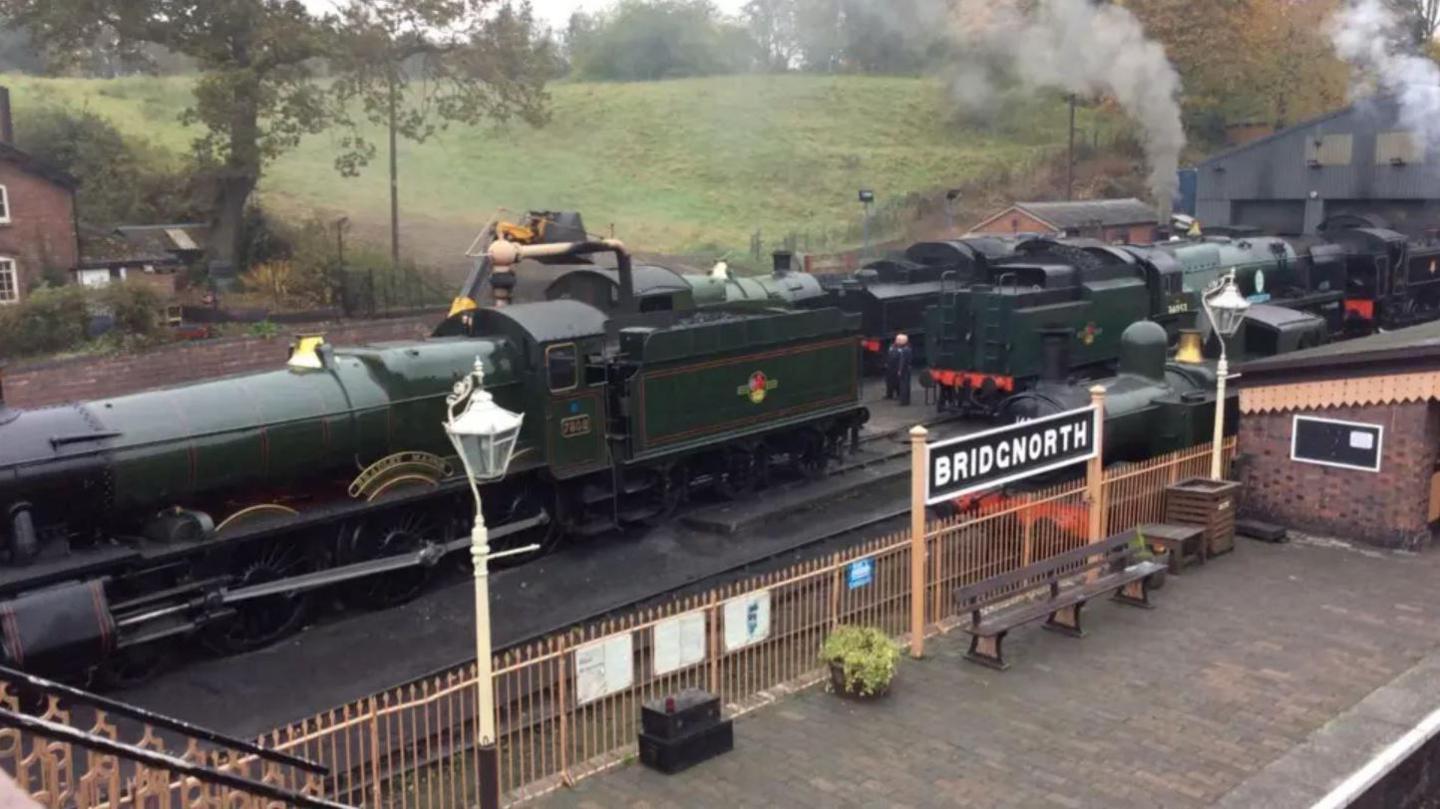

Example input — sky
[300,0,751,30]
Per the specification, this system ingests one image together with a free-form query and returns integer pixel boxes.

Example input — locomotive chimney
[1039,328,1072,385]
[772,249,793,277]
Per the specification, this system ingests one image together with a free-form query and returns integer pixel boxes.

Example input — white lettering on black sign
[924,406,1099,504]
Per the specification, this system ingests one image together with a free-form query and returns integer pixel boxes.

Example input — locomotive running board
[221,513,549,604]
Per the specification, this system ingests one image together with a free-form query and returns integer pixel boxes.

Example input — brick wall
[0,161,78,302]
[3,314,441,408]
[1237,401,1440,549]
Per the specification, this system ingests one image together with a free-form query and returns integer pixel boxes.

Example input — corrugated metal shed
[1194,96,1440,237]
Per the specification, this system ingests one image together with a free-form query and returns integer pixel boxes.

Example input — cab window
[547,343,578,392]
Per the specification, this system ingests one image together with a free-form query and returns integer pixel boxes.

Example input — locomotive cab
[469,301,611,477]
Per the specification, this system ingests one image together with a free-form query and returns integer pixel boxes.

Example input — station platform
[533,533,1440,808]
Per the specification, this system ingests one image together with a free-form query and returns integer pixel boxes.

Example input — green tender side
[626,309,861,458]
[97,336,520,511]
[925,278,1150,379]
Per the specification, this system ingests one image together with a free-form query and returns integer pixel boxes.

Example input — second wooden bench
[952,529,1166,670]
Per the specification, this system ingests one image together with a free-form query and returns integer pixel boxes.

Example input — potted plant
[1129,529,1167,590]
[821,625,900,699]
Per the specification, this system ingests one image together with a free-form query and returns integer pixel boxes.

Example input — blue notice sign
[847,558,874,590]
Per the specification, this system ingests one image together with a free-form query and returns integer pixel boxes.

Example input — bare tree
[1391,0,1440,44]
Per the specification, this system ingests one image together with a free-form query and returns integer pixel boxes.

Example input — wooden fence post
[1086,386,1107,579]
[909,424,928,659]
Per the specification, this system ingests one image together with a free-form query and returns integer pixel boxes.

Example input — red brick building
[968,198,1161,244]
[1236,323,1440,549]
[0,140,79,306]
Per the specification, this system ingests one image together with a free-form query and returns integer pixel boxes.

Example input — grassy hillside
[3,73,1113,266]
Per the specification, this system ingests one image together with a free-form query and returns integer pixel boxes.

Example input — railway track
[107,408,976,738]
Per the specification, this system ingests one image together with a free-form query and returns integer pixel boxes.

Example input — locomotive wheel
[213,504,299,536]
[342,506,445,610]
[482,488,563,570]
[715,446,758,501]
[91,641,176,691]
[794,430,830,481]
[643,463,691,527]
[201,537,319,656]
[341,477,446,609]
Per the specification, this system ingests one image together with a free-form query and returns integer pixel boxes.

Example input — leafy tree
[573,0,756,80]
[0,24,43,73]
[790,0,943,74]
[0,0,334,273]
[329,0,552,272]
[15,107,200,227]
[744,0,799,70]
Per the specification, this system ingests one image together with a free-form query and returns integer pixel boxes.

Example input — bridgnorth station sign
[924,406,1100,504]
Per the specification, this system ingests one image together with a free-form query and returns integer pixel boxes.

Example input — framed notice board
[1290,415,1383,473]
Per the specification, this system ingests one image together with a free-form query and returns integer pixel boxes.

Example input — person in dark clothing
[885,334,913,406]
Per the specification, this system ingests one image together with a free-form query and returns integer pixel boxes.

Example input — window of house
[0,258,18,304]
[546,343,578,392]
[0,185,11,224]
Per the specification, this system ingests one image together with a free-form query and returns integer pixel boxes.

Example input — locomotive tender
[0,214,867,681]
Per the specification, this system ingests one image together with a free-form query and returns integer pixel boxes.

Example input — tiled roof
[1014,198,1159,229]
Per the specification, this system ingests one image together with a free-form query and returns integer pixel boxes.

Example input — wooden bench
[951,530,1166,670]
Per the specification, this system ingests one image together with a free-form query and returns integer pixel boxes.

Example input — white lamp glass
[445,359,524,484]
[1206,277,1250,337]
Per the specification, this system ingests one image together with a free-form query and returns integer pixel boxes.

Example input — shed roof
[973,198,1158,233]
[77,225,179,269]
[114,223,210,255]
[0,141,77,189]
[1240,319,1440,382]
[1196,105,1354,167]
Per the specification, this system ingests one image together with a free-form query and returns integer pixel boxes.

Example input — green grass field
[3,73,1110,261]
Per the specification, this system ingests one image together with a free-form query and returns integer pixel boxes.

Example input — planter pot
[1147,552,1169,590]
[827,661,890,700]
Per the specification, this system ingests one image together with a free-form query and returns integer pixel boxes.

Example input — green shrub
[821,625,899,697]
[98,280,164,338]
[0,285,89,358]
[0,280,168,360]
[247,320,281,339]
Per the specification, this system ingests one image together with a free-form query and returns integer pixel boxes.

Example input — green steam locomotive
[0,213,867,681]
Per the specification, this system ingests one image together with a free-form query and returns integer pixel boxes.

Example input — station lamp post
[1201,270,1250,480]
[444,359,536,809]
[858,189,875,257]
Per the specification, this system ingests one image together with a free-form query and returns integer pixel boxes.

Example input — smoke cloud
[1328,0,1440,147]
[943,0,1186,207]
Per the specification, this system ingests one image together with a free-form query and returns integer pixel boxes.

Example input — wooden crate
[1164,478,1242,556]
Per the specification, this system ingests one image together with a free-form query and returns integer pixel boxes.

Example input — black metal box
[640,689,720,740]
[638,718,734,774]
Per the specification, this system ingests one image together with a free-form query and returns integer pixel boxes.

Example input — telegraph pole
[1067,94,1077,201]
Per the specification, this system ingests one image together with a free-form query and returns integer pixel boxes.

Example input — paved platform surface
[534,534,1440,808]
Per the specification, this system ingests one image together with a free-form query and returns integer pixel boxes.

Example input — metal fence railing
[6,439,1235,809]
[0,667,342,809]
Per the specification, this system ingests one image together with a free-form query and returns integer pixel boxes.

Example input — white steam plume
[1328,0,1440,147]
[944,0,1186,207]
